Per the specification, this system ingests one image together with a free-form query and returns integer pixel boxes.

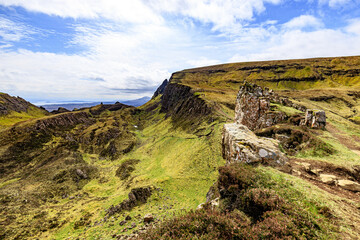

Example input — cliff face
[160,80,213,128]
[152,79,168,99]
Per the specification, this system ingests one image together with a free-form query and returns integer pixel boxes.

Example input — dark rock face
[301,109,326,129]
[152,79,168,99]
[161,83,212,119]
[105,187,153,217]
[235,83,287,130]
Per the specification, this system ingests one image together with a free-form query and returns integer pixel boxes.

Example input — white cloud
[0,49,171,102]
[0,0,282,31]
[283,15,323,30]
[148,0,282,32]
[187,57,221,68]
[345,18,360,35]
[0,0,163,23]
[319,0,352,8]
[0,16,37,44]
[0,1,359,104]
[230,19,360,62]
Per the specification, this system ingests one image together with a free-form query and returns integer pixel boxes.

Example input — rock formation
[301,109,326,129]
[152,79,168,99]
[235,82,287,130]
[51,107,70,114]
[222,123,287,166]
[223,83,288,166]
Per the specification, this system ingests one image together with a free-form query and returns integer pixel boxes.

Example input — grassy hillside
[0,56,360,239]
[0,93,48,128]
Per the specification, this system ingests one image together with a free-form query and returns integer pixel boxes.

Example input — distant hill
[0,92,48,127]
[40,96,151,111]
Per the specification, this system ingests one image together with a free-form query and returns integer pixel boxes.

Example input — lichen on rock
[222,123,287,166]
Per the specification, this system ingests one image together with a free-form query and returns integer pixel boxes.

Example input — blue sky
[0,0,359,104]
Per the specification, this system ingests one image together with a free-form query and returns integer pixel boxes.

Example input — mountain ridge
[40,96,151,112]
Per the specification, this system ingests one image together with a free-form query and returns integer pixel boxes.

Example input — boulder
[222,123,287,166]
[310,168,323,176]
[300,162,311,172]
[75,169,88,179]
[143,214,154,223]
[209,197,219,208]
[337,180,360,192]
[319,174,337,185]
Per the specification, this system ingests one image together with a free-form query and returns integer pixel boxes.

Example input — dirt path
[326,123,360,156]
[284,158,360,201]
[280,157,360,236]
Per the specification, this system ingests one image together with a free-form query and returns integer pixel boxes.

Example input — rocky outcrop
[337,180,360,192]
[223,83,290,166]
[301,109,326,129]
[0,93,47,116]
[106,187,153,217]
[222,123,287,166]
[33,112,93,130]
[319,174,337,185]
[152,79,168,99]
[235,82,287,130]
[161,82,212,124]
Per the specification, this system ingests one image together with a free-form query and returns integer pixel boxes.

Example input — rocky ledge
[222,123,287,166]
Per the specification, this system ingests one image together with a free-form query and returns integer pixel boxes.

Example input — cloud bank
[0,0,359,103]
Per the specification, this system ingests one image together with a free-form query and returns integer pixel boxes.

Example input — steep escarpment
[161,80,213,128]
[172,56,360,124]
[152,79,168,99]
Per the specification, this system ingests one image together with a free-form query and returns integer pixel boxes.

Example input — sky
[0,0,360,104]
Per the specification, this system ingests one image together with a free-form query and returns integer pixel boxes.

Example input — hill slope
[0,93,48,128]
[0,56,360,239]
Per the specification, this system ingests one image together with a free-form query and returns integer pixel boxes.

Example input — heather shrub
[240,188,284,220]
[139,208,252,240]
[140,163,325,239]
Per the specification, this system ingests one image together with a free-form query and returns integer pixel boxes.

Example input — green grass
[260,166,360,239]
[270,103,303,116]
[0,177,20,188]
[0,106,46,127]
[46,116,224,239]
